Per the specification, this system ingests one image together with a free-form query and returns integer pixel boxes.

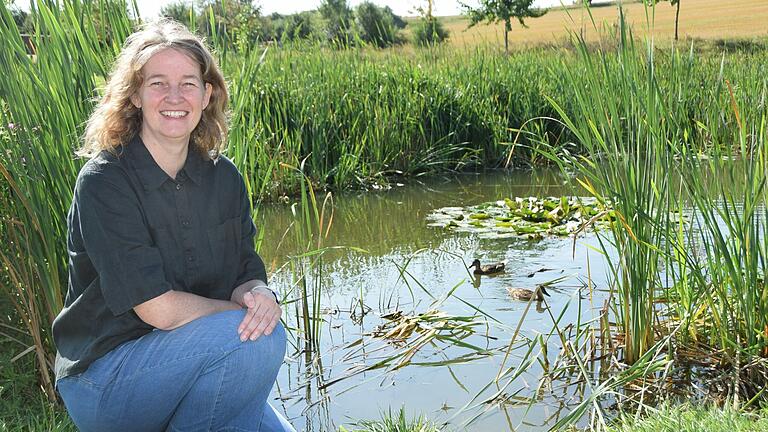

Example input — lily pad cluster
[426,196,615,239]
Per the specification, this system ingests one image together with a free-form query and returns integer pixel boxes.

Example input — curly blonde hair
[80,19,228,159]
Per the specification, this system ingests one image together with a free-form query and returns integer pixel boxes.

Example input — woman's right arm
[75,166,239,329]
[134,290,240,330]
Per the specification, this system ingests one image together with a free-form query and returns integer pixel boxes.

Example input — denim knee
[241,321,287,368]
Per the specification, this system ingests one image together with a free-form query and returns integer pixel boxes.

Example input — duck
[469,259,506,275]
[507,285,550,302]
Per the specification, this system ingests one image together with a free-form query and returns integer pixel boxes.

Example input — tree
[196,0,270,47]
[354,1,400,47]
[160,1,195,29]
[412,16,448,46]
[648,0,681,41]
[318,0,353,46]
[270,11,318,42]
[383,6,406,29]
[412,1,448,46]
[460,0,547,55]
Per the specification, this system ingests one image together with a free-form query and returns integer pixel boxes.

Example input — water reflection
[257,170,570,265]
[258,170,609,431]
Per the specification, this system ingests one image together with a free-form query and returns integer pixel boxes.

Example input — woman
[52,20,294,432]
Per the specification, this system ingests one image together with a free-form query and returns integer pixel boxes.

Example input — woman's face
[130,48,213,147]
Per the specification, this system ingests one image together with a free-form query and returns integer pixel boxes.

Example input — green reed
[673,99,768,366]
[0,0,134,399]
[3,0,768,410]
[540,1,768,381]
[542,9,680,365]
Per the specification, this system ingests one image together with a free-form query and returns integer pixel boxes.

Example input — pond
[256,169,616,431]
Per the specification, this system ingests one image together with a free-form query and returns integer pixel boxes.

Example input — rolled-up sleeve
[233,174,268,288]
[75,169,171,316]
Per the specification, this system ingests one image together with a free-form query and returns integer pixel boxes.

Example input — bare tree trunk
[504,18,510,55]
[674,0,681,41]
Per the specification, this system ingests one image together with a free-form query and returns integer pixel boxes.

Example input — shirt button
[176,184,182,191]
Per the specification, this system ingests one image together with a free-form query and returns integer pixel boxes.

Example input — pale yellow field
[439,0,768,48]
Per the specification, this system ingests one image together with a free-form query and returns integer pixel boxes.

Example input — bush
[354,1,400,47]
[271,11,318,42]
[411,17,448,46]
[319,0,354,46]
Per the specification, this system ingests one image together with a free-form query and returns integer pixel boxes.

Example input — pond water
[256,170,616,431]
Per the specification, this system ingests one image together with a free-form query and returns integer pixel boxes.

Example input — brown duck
[507,285,550,302]
[469,259,506,275]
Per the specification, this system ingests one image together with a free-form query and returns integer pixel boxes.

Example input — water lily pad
[426,196,617,240]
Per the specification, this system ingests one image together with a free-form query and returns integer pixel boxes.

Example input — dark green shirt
[52,135,267,381]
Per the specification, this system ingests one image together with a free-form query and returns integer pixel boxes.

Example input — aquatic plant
[427,195,615,239]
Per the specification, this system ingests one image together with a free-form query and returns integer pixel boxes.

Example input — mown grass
[339,405,768,432]
[606,404,768,432]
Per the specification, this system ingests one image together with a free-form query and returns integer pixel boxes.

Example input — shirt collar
[123,135,206,190]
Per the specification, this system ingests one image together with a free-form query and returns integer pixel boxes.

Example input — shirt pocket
[207,216,241,282]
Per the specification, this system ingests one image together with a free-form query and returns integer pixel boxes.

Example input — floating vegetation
[372,309,482,344]
[313,308,494,392]
[426,196,615,239]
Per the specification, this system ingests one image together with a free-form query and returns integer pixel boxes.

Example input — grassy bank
[228,41,766,198]
[342,405,768,432]
[606,404,768,432]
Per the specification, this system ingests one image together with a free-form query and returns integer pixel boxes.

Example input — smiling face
[130,48,212,148]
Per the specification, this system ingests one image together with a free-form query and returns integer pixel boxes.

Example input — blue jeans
[57,310,295,432]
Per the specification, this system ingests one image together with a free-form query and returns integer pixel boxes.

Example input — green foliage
[461,0,547,26]
[608,404,768,432]
[318,0,353,46]
[197,0,270,48]
[544,11,679,365]
[0,0,133,400]
[269,11,318,42]
[0,330,75,431]
[7,3,32,33]
[427,196,614,238]
[159,1,196,29]
[539,4,768,379]
[354,1,400,48]
[383,6,406,29]
[460,0,547,53]
[342,408,441,432]
[411,17,449,46]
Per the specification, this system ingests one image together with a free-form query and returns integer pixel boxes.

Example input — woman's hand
[237,286,282,342]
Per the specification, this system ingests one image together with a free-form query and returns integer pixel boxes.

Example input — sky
[14,0,575,19]
[255,1,570,17]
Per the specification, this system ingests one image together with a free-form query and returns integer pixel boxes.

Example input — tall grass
[673,95,768,385]
[543,9,680,365]
[224,40,767,199]
[3,0,768,417]
[540,1,768,397]
[0,0,133,399]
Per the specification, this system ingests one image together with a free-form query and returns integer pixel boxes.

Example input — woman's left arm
[231,279,282,341]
